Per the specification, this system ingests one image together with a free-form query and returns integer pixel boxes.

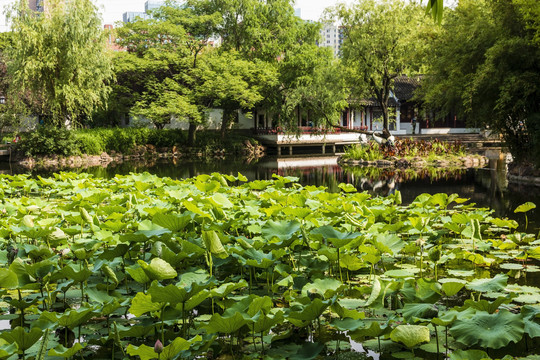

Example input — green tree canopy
[6,0,114,127]
[333,0,430,131]
[420,0,540,164]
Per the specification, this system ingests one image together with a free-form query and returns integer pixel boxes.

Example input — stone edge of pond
[337,155,489,168]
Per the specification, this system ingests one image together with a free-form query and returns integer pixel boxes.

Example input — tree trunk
[220,108,234,140]
[188,122,197,147]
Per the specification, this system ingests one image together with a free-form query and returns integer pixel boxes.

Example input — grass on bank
[10,127,258,157]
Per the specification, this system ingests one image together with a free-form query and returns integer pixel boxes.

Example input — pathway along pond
[4,154,539,232]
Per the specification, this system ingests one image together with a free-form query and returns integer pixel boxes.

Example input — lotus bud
[154,339,163,354]
[415,238,425,248]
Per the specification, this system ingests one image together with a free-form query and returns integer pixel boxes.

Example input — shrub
[17,126,80,157]
[74,132,106,155]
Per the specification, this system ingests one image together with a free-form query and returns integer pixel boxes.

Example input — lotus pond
[0,172,538,360]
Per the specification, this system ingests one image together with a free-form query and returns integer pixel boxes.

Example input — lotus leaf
[450,309,524,349]
[289,298,329,323]
[48,343,86,358]
[289,342,325,360]
[331,318,365,331]
[138,258,177,281]
[127,336,200,360]
[302,278,345,299]
[449,349,490,360]
[205,312,248,334]
[438,278,466,297]
[129,292,163,317]
[515,202,536,213]
[402,303,439,322]
[260,220,301,242]
[390,325,430,348]
[466,274,508,293]
[0,326,43,352]
[202,230,228,258]
[522,305,540,338]
[350,320,393,339]
[0,268,18,289]
[150,213,190,233]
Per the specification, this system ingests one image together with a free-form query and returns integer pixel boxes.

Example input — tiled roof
[393,75,422,101]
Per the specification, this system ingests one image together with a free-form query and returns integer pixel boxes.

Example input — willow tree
[7,0,114,127]
[333,0,430,131]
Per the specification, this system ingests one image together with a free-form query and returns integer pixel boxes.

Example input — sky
[0,0,355,31]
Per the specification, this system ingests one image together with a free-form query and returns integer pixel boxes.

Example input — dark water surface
[2,154,539,232]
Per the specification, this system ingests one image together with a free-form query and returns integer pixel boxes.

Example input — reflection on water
[0,154,538,232]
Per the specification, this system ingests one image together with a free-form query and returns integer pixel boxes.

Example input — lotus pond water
[0,172,538,360]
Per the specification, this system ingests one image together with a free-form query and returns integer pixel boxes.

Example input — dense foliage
[420,0,540,166]
[6,0,113,127]
[331,0,431,131]
[15,128,253,157]
[0,173,537,359]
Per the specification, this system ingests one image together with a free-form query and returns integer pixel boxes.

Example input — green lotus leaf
[522,305,540,338]
[289,298,329,323]
[447,269,475,277]
[86,288,116,304]
[138,258,177,281]
[444,222,464,234]
[251,310,284,334]
[450,309,524,349]
[0,341,18,358]
[126,265,151,284]
[338,183,357,193]
[61,264,92,283]
[364,277,382,307]
[211,280,248,298]
[374,233,405,255]
[438,278,467,297]
[0,326,43,352]
[206,312,247,334]
[136,220,171,238]
[48,343,86,358]
[302,278,345,299]
[79,207,93,224]
[40,307,95,329]
[330,301,365,320]
[463,296,510,314]
[289,342,325,360]
[383,269,415,278]
[515,202,536,213]
[102,220,128,232]
[331,318,365,331]
[152,213,191,232]
[202,230,228,258]
[490,218,518,229]
[0,268,19,289]
[129,292,163,317]
[449,349,490,360]
[466,274,508,293]
[390,325,430,349]
[452,213,470,224]
[402,303,439,322]
[339,254,364,271]
[127,336,200,360]
[262,220,301,241]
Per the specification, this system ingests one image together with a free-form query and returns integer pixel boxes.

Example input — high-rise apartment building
[318,24,344,57]
[123,1,166,23]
